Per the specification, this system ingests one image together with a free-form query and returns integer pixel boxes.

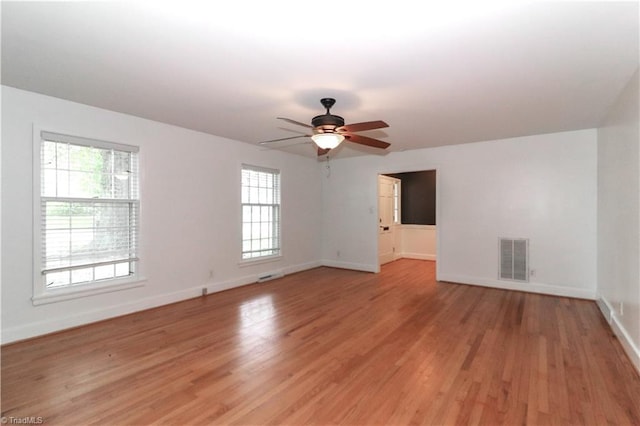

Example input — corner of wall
[320,259,379,273]
[596,295,640,375]
[438,274,597,300]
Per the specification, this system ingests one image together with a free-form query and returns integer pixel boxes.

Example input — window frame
[392,179,401,225]
[239,164,282,264]
[32,126,145,305]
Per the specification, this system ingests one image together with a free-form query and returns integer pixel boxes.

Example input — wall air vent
[499,238,529,282]
[257,271,284,283]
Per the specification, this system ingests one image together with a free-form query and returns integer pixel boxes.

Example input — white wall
[0,85,608,347]
[597,69,640,372]
[1,86,323,343]
[321,129,598,299]
[399,225,436,261]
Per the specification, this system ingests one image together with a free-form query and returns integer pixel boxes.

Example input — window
[36,131,139,295]
[392,180,401,224]
[241,165,281,260]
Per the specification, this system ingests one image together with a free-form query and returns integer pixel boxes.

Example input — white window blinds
[241,165,281,260]
[39,132,139,288]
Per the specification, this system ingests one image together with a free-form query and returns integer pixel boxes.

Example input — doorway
[378,170,438,269]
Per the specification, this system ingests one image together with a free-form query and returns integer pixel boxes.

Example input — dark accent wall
[386,170,436,225]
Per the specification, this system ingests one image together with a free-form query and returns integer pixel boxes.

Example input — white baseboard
[595,297,612,322]
[1,261,322,345]
[438,274,597,300]
[321,259,379,273]
[283,260,323,276]
[205,260,321,294]
[400,252,436,261]
[2,286,201,344]
[596,296,640,375]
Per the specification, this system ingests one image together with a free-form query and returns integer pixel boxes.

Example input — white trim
[205,261,320,294]
[41,130,139,153]
[393,178,401,224]
[238,254,283,267]
[595,297,612,323]
[282,260,322,275]
[4,280,192,345]
[240,163,282,262]
[596,296,640,375]
[610,316,640,375]
[33,124,42,304]
[401,224,436,230]
[321,259,379,273]
[377,166,441,280]
[41,196,136,204]
[435,168,441,281]
[438,273,597,300]
[3,260,321,345]
[32,277,147,306]
[400,253,437,261]
[32,123,142,304]
[241,163,279,175]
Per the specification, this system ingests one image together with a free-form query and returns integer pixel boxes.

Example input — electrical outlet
[209,269,214,279]
[530,269,536,277]
[337,250,341,258]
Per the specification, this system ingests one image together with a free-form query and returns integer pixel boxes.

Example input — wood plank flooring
[2,259,639,425]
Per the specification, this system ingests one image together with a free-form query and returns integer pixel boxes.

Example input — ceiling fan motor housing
[312,98,344,132]
[312,114,344,132]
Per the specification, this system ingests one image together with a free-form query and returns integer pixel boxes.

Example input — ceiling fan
[260,98,391,156]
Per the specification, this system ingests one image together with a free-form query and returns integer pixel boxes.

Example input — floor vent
[257,272,284,283]
[499,238,529,282]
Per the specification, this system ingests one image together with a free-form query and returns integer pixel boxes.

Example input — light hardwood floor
[2,259,639,425]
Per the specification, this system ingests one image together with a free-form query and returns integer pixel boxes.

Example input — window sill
[238,255,283,268]
[32,277,147,306]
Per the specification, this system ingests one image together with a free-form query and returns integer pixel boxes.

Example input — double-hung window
[35,131,140,301]
[241,165,281,260]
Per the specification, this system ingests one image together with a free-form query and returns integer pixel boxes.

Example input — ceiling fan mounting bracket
[320,97,336,111]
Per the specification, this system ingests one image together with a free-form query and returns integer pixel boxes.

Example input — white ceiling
[2,1,638,158]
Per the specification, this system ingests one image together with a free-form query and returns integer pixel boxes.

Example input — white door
[378,175,399,265]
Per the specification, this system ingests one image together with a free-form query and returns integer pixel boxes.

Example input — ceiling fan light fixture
[311,133,345,150]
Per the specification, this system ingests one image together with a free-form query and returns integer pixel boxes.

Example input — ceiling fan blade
[317,147,331,156]
[277,117,313,128]
[259,135,311,144]
[338,120,388,133]
[344,133,391,149]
